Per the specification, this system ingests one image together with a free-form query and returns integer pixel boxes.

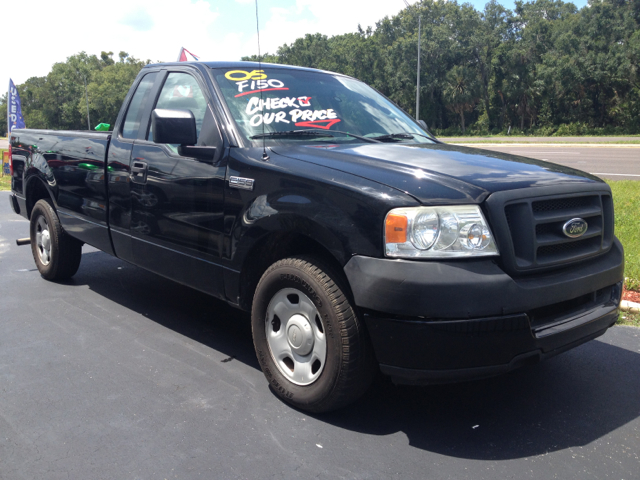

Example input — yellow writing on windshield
[224,70,268,81]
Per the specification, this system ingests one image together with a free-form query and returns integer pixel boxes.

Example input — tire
[30,199,83,280]
[251,256,376,412]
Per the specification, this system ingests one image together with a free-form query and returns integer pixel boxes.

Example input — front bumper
[344,239,624,384]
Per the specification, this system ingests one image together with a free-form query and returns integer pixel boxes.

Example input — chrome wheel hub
[286,314,314,356]
[265,288,327,386]
[35,217,51,266]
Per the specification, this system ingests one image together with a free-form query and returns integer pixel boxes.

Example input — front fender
[227,171,418,269]
[221,148,420,308]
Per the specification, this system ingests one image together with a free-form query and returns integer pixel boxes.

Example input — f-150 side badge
[229,176,255,191]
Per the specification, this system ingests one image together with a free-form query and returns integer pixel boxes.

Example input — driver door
[129,70,227,298]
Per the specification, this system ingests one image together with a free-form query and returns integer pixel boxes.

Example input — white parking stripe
[590,173,640,177]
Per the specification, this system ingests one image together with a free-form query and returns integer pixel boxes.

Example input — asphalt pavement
[448,143,640,181]
[0,191,639,479]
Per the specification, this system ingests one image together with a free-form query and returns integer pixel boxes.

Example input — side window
[122,72,157,139]
[148,73,208,144]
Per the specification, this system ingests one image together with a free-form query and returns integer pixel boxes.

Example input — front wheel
[30,199,83,280]
[251,256,375,412]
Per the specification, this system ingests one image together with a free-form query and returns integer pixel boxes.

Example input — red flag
[177,47,200,62]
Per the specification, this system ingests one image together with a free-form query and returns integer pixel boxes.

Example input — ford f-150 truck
[8,61,624,412]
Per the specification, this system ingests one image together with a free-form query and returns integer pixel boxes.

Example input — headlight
[385,205,499,258]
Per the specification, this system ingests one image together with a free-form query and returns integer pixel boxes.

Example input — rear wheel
[30,199,82,280]
[251,256,375,412]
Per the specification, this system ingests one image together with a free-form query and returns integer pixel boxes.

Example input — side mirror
[151,109,197,145]
[418,119,436,139]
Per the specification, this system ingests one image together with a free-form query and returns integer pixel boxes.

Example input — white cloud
[1,0,221,92]
[235,0,407,59]
[120,7,155,32]
[296,0,405,33]
[1,0,406,105]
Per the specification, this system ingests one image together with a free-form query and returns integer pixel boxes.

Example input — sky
[3,0,589,96]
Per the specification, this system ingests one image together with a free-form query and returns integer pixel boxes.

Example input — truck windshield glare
[211,67,434,145]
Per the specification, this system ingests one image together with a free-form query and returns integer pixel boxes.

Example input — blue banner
[8,79,26,133]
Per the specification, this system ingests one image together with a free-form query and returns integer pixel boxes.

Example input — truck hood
[271,142,602,204]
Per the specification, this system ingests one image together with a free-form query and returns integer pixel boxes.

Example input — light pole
[403,0,421,121]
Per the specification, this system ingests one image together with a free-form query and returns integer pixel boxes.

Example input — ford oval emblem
[562,218,588,238]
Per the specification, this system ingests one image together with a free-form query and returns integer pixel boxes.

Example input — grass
[0,148,8,191]
[618,311,640,327]
[608,179,640,330]
[437,132,640,138]
[438,134,640,137]
[607,180,640,291]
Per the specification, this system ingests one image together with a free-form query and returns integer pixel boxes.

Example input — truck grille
[500,192,614,272]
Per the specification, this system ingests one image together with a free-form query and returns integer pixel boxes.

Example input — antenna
[255,0,269,161]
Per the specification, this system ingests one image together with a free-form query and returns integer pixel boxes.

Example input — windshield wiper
[250,129,380,143]
[250,130,327,139]
[370,132,434,142]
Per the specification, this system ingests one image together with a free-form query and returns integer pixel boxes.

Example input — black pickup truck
[8,61,624,412]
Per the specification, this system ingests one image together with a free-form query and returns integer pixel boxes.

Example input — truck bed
[10,128,114,255]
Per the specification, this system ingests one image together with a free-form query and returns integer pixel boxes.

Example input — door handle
[131,160,147,173]
[130,160,148,184]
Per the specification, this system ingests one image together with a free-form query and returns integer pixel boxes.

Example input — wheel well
[238,232,347,312]
[26,178,53,219]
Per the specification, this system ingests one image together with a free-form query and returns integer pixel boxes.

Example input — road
[0,191,639,479]
[444,136,640,143]
[448,143,640,180]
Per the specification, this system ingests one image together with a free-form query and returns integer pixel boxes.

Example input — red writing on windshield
[294,119,341,130]
[235,87,289,98]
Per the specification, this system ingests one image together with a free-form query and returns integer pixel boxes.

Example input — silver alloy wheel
[265,287,327,386]
[35,216,51,266]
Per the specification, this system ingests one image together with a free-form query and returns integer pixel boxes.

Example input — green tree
[87,52,149,127]
[0,93,7,135]
[9,0,640,136]
[443,65,480,133]
[13,51,148,131]
[540,0,640,129]
[473,0,513,129]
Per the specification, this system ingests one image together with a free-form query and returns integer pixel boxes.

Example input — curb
[621,300,640,313]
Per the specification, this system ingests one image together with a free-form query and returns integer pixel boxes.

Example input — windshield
[210,67,435,146]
